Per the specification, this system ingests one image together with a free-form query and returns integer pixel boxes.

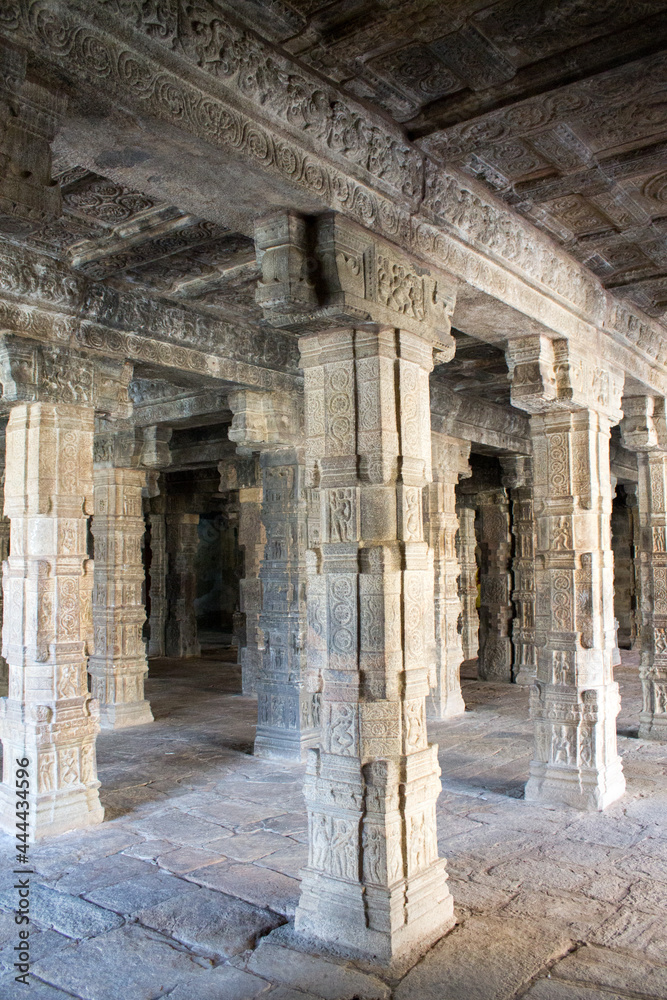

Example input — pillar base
[98,700,154,730]
[639,713,667,740]
[295,862,455,971]
[426,690,466,720]
[254,725,320,761]
[514,668,537,687]
[525,759,626,811]
[0,782,104,841]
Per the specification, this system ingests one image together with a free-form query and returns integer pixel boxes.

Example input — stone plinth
[295,327,454,968]
[88,467,153,729]
[0,402,103,838]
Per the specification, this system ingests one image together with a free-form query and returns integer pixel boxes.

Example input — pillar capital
[228,388,303,453]
[620,395,667,453]
[255,210,457,364]
[507,335,624,424]
[0,337,133,418]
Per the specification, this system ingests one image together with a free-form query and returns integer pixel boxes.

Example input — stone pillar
[256,449,319,759]
[456,504,479,661]
[295,326,454,966]
[625,483,642,650]
[476,488,514,682]
[0,514,9,695]
[0,402,103,838]
[621,397,667,739]
[611,488,636,650]
[146,501,167,657]
[228,390,319,758]
[508,335,626,810]
[426,433,471,718]
[165,512,200,658]
[88,467,153,729]
[220,454,265,696]
[501,455,537,685]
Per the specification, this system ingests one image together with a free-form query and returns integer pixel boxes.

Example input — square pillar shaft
[456,505,479,661]
[527,408,625,809]
[165,513,200,658]
[0,402,103,838]
[296,327,454,968]
[477,488,513,682]
[146,507,167,658]
[88,467,153,729]
[636,452,667,738]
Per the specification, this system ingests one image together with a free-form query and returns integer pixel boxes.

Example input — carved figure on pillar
[621,396,667,739]
[477,488,514,683]
[427,433,471,718]
[507,335,626,810]
[456,504,479,661]
[501,455,537,685]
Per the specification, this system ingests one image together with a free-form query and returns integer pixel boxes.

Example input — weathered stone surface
[167,965,271,1000]
[246,939,391,1000]
[186,862,301,917]
[84,870,198,914]
[394,916,572,1000]
[136,888,284,959]
[551,943,667,999]
[31,924,211,1000]
[0,884,124,939]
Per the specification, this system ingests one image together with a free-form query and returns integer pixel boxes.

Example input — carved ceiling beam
[0,239,300,392]
[2,2,666,399]
[430,380,531,456]
[130,388,230,428]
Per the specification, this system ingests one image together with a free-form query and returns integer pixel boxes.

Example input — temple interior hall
[0,1,666,998]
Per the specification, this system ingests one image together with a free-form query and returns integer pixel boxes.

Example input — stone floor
[0,649,666,1000]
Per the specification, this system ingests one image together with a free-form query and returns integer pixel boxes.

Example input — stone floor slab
[0,974,82,999]
[54,854,152,894]
[394,916,572,1000]
[136,886,285,959]
[0,884,124,939]
[521,980,630,1000]
[187,862,301,916]
[246,941,391,1000]
[553,943,667,997]
[31,924,211,1000]
[167,965,272,1000]
[84,869,199,914]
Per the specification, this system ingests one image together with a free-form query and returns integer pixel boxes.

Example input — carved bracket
[228,388,304,453]
[507,335,624,423]
[255,211,457,361]
[620,395,667,453]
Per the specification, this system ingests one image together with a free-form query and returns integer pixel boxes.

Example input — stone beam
[0,240,300,394]
[3,3,667,398]
[430,380,531,454]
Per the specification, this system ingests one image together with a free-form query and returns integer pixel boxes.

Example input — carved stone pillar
[625,483,642,650]
[228,390,318,759]
[0,339,131,837]
[426,434,471,718]
[507,335,626,810]
[621,397,667,739]
[165,513,200,658]
[146,499,167,658]
[476,488,514,682]
[0,403,103,837]
[501,455,537,685]
[220,454,265,696]
[456,504,479,661]
[88,467,153,729]
[296,326,454,965]
[0,517,9,695]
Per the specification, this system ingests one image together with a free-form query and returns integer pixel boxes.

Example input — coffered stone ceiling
[224,0,667,323]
